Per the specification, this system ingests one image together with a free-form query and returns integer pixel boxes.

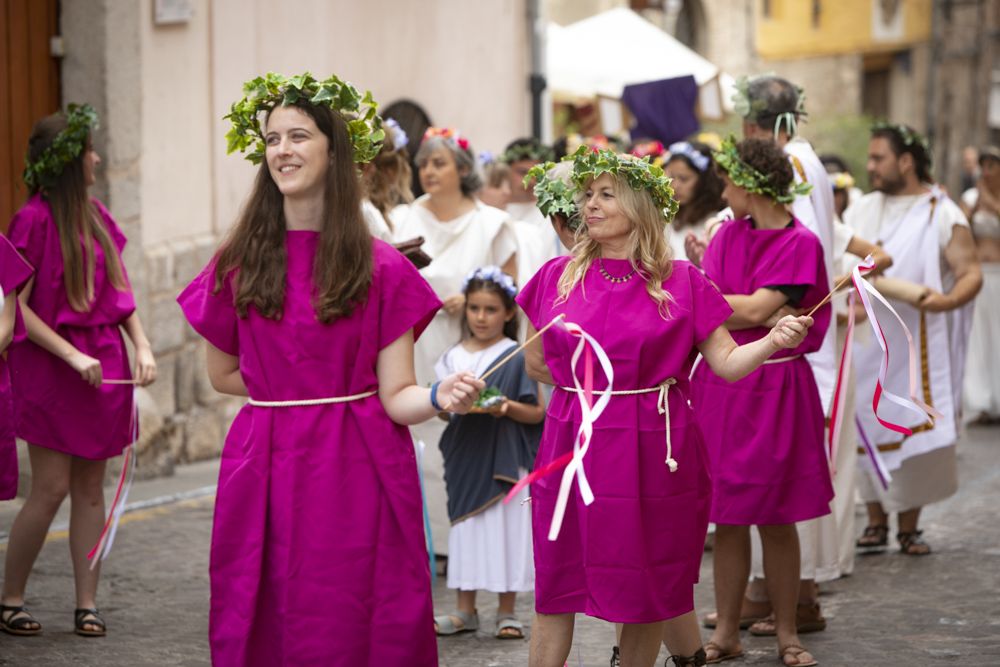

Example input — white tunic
[843,187,971,472]
[506,201,563,289]
[393,196,517,555]
[786,138,837,415]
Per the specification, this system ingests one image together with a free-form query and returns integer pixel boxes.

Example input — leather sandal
[495,615,524,639]
[74,608,106,637]
[779,644,817,666]
[433,609,478,636]
[897,530,931,556]
[856,524,889,553]
[611,645,621,667]
[749,601,827,636]
[704,641,744,664]
[668,647,708,666]
[0,605,42,636]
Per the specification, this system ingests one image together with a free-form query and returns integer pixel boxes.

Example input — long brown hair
[363,132,413,233]
[214,101,372,323]
[26,113,127,312]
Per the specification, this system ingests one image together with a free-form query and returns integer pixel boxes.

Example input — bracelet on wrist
[430,381,444,411]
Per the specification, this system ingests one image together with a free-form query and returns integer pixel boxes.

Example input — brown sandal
[856,524,889,553]
[0,605,42,636]
[779,644,817,666]
[897,530,931,556]
[704,641,744,664]
[669,647,708,666]
[748,601,827,636]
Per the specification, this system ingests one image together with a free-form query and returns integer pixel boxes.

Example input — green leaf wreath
[712,135,812,204]
[871,120,932,167]
[23,103,99,191]
[568,146,680,224]
[223,72,384,165]
[500,139,554,165]
[524,162,580,230]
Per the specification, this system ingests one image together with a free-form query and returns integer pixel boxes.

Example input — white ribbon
[548,322,614,541]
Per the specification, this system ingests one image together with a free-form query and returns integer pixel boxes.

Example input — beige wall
[210,0,531,236]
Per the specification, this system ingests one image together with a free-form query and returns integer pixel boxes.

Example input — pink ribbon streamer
[826,292,856,472]
[855,414,891,490]
[503,317,615,542]
[87,386,139,569]
[850,256,941,438]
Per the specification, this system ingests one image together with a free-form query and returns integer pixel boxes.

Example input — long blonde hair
[557,172,675,317]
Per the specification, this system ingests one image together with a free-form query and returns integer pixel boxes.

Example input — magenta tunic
[517,257,731,623]
[1,234,34,499]
[691,216,834,525]
[6,195,135,460]
[178,235,441,667]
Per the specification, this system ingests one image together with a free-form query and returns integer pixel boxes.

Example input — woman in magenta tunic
[179,75,482,666]
[690,137,832,667]
[1,235,33,501]
[517,147,814,667]
[1,105,157,638]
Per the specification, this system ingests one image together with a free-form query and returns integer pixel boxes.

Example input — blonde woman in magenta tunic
[0,235,33,501]
[2,110,156,638]
[179,99,482,666]
[516,150,814,667]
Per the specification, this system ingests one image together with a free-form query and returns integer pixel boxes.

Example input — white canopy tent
[546,8,735,120]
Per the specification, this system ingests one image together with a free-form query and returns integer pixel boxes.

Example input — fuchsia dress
[178,234,441,667]
[517,257,732,623]
[1,234,33,499]
[7,195,135,459]
[691,217,834,525]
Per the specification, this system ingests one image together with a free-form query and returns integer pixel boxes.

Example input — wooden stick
[479,314,566,382]
[806,274,854,318]
[104,379,139,385]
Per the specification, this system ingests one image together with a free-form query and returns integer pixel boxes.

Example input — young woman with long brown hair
[178,74,483,666]
[2,104,156,638]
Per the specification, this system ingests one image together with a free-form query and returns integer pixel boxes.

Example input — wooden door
[1,0,60,232]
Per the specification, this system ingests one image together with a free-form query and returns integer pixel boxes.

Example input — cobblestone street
[1,425,998,666]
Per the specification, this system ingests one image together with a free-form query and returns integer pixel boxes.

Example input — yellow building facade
[755,0,932,60]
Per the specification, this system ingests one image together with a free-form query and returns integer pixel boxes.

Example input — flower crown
[831,172,855,190]
[569,146,680,224]
[524,161,580,230]
[630,140,667,162]
[423,127,470,152]
[383,118,408,152]
[462,266,518,298]
[732,74,807,138]
[712,135,812,204]
[23,103,99,191]
[871,121,932,166]
[500,139,554,165]
[667,141,710,172]
[224,72,384,165]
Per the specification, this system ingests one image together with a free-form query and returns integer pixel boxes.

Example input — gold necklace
[598,258,636,283]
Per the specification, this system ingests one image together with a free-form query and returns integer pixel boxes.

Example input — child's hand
[768,315,813,349]
[442,294,465,316]
[486,399,509,418]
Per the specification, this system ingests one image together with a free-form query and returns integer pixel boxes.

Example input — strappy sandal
[856,524,889,553]
[495,615,524,639]
[702,596,772,629]
[749,601,827,636]
[611,645,621,667]
[668,647,708,666]
[74,608,106,637]
[779,644,817,666]
[704,641,744,664]
[0,605,42,636]
[433,609,478,636]
[897,530,931,556]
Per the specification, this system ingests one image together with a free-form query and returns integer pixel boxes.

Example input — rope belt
[247,389,377,408]
[558,378,680,472]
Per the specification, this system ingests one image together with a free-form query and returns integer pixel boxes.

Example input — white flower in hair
[461,265,518,298]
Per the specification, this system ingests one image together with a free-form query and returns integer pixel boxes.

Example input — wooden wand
[478,314,566,382]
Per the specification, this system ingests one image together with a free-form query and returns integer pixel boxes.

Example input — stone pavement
[1,425,998,666]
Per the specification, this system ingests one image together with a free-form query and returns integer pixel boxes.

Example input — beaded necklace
[597,258,636,283]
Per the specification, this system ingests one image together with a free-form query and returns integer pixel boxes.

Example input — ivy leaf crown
[224,72,385,165]
[568,146,680,224]
[500,139,554,165]
[871,120,933,167]
[23,103,99,191]
[731,74,807,123]
[712,135,812,205]
[525,161,578,228]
